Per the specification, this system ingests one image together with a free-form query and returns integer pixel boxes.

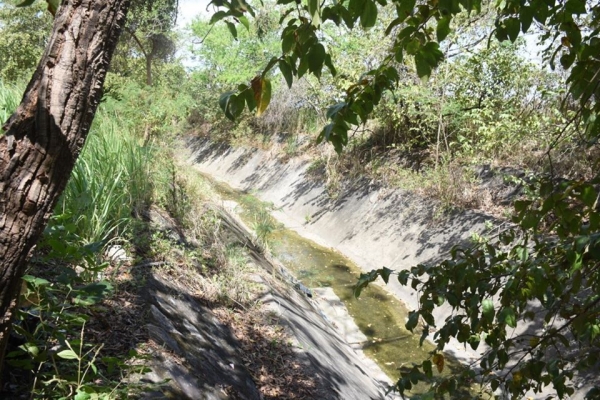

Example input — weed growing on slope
[6,222,151,399]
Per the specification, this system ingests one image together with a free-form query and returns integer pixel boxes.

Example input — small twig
[133,261,169,268]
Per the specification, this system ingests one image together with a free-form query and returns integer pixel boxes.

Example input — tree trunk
[0,0,129,373]
[146,54,153,86]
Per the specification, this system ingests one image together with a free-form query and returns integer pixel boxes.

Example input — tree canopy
[0,0,52,81]
[212,0,599,151]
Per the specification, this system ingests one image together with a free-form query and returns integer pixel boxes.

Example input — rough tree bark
[0,0,130,372]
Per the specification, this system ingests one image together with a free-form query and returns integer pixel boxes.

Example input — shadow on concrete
[186,136,232,165]
[218,208,394,399]
[134,205,392,399]
[142,274,262,399]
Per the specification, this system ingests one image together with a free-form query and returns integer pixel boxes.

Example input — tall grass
[56,105,157,245]
[0,79,23,125]
[2,79,158,246]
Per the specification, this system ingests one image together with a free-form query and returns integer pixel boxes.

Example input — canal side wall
[186,137,492,363]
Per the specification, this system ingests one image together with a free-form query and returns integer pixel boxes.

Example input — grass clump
[57,108,156,246]
[0,79,22,124]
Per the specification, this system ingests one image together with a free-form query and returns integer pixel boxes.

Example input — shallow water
[202,175,473,395]
[268,227,434,376]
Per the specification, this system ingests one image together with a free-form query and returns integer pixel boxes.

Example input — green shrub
[8,221,150,399]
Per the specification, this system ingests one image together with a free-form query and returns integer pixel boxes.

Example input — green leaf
[521,213,539,230]
[209,11,228,24]
[219,91,237,121]
[279,60,293,88]
[385,16,403,35]
[499,307,517,328]
[57,349,79,360]
[219,93,245,121]
[503,18,520,42]
[349,0,366,19]
[414,41,444,78]
[394,46,404,63]
[422,360,433,378]
[326,102,346,119]
[308,0,321,26]
[459,0,481,12]
[324,54,337,76]
[282,30,295,54]
[15,0,36,7]
[297,55,309,78]
[338,5,355,28]
[327,122,349,153]
[22,275,50,287]
[533,0,549,24]
[238,15,250,31]
[225,21,238,39]
[307,43,326,78]
[354,270,378,297]
[482,299,495,322]
[361,0,378,28]
[74,390,93,400]
[406,311,420,331]
[263,56,279,76]
[581,185,597,207]
[439,0,460,15]
[419,325,430,346]
[468,335,480,350]
[7,358,34,369]
[379,267,393,283]
[395,0,415,22]
[436,16,451,42]
[560,51,576,69]
[19,343,40,357]
[241,87,256,112]
[73,281,114,306]
[46,0,60,16]
[565,0,586,14]
[520,6,534,32]
[415,53,431,78]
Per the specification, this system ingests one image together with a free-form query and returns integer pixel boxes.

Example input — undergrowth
[4,75,280,397]
[2,79,206,398]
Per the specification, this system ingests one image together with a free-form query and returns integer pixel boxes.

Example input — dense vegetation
[1,0,599,398]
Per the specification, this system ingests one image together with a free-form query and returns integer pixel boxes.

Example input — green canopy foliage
[111,0,179,85]
[0,0,52,82]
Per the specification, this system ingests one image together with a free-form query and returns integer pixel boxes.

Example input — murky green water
[202,174,474,396]
[268,227,433,372]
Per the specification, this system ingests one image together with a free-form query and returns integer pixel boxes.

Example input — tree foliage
[111,0,178,85]
[211,0,599,151]
[0,0,52,82]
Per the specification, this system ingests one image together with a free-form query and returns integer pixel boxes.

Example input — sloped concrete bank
[142,205,397,399]
[184,137,600,399]
[185,137,494,365]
